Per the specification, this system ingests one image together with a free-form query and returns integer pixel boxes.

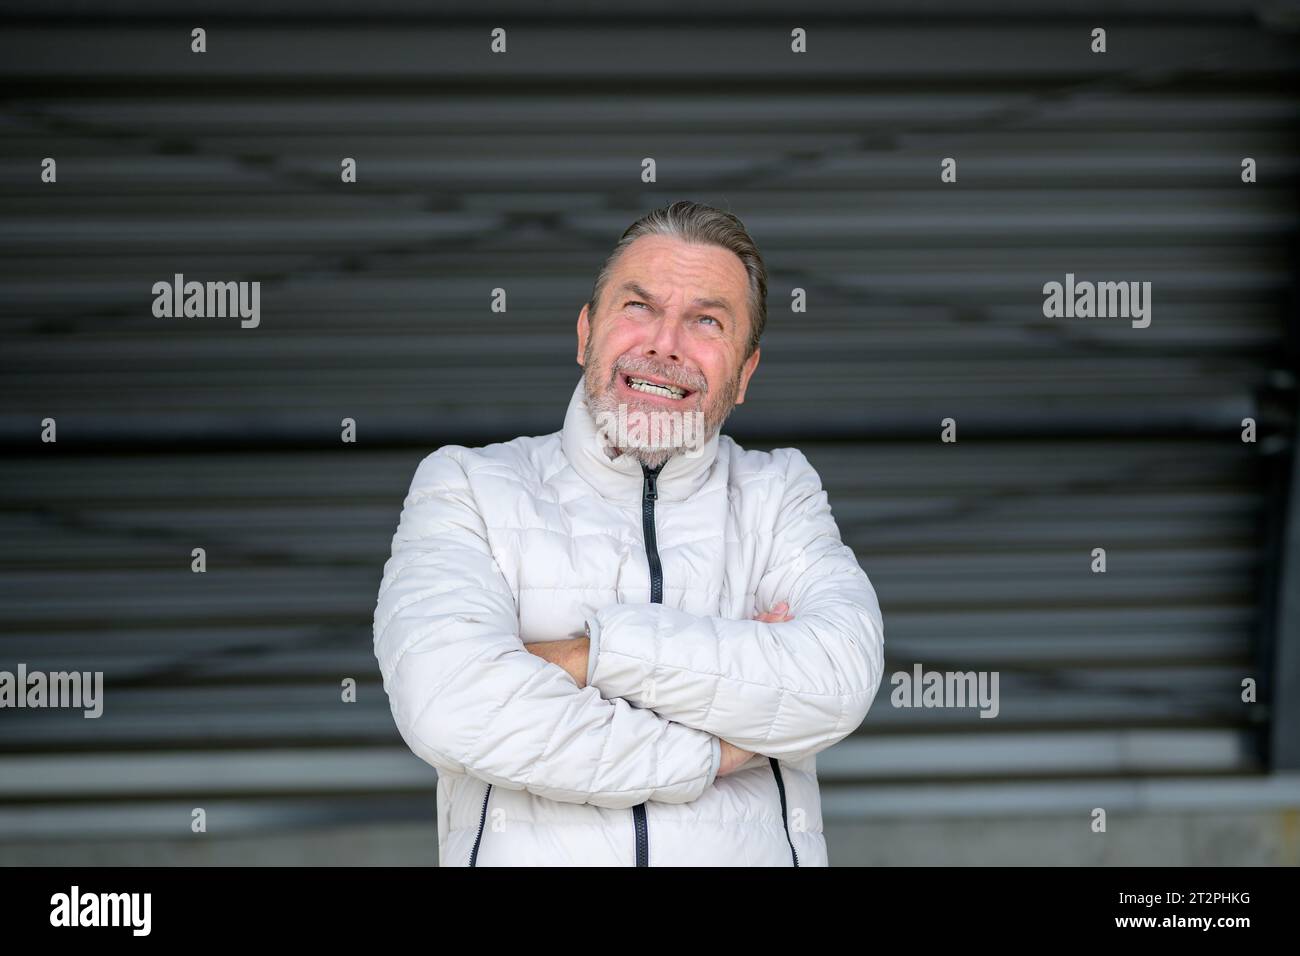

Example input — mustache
[610,359,707,393]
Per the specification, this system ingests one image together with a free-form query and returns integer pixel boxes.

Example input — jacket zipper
[471,463,663,868]
[640,463,798,867]
[769,757,800,866]
[468,782,492,866]
[630,461,664,866]
[642,463,664,604]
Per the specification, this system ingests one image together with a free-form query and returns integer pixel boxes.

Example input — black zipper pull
[642,464,659,501]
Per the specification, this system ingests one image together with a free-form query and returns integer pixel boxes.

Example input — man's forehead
[613,237,747,291]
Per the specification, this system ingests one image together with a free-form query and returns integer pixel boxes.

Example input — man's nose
[642,317,684,364]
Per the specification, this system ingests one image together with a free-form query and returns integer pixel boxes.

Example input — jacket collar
[560,376,721,503]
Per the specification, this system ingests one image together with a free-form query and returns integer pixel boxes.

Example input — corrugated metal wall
[1,2,1297,852]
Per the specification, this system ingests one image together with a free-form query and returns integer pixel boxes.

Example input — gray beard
[603,436,677,471]
[582,360,741,471]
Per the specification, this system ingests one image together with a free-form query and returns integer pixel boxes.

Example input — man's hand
[524,637,589,688]
[716,738,757,776]
[752,600,794,624]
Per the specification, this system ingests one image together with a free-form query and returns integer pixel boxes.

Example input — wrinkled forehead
[611,236,749,302]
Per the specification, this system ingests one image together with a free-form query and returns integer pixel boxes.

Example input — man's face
[576,235,761,468]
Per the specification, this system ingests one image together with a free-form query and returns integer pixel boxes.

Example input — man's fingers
[751,602,795,623]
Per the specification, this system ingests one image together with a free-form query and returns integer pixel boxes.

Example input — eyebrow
[616,281,734,317]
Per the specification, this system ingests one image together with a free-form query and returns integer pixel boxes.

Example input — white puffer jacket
[373,378,885,866]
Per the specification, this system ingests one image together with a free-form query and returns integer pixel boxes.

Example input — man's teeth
[628,377,686,399]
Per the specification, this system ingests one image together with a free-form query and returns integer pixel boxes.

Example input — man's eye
[698,315,720,326]
[627,301,649,310]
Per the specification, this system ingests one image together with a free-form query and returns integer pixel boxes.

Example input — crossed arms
[523,599,795,776]
[371,445,885,811]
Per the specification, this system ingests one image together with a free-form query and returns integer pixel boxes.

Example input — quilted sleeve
[585,447,885,763]
[373,447,722,809]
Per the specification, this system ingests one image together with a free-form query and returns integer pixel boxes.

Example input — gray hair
[587,200,768,359]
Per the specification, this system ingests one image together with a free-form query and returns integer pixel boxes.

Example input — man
[372,200,885,866]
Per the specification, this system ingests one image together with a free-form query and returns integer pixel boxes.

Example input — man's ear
[733,346,761,405]
[576,304,591,366]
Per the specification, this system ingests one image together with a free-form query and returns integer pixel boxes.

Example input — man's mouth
[620,373,695,402]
